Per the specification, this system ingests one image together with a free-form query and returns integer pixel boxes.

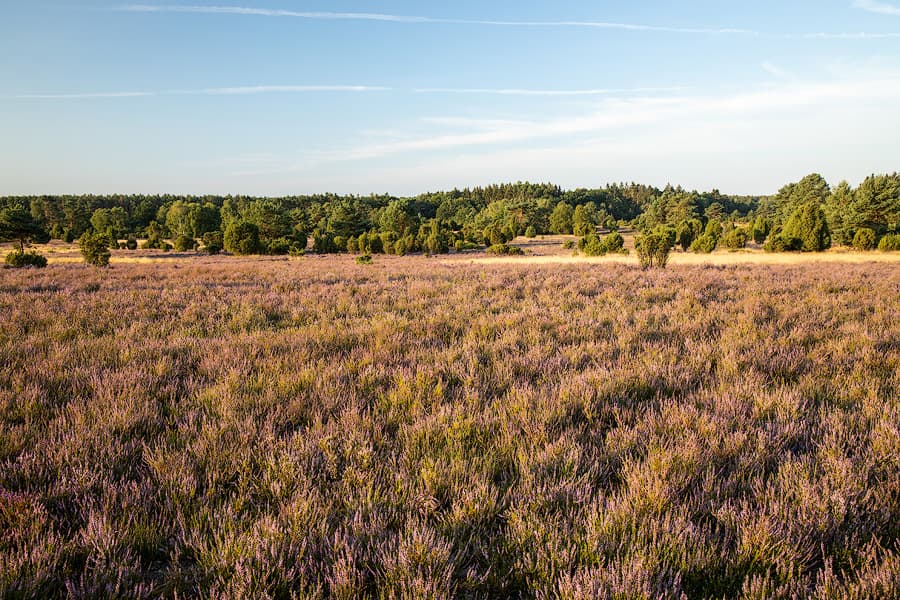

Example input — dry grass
[1,255,898,598]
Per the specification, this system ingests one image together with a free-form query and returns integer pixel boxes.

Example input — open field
[1,256,899,598]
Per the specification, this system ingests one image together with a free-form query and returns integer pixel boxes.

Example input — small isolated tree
[524,226,537,238]
[224,221,261,255]
[0,205,50,254]
[852,228,876,251]
[635,232,671,269]
[79,231,111,266]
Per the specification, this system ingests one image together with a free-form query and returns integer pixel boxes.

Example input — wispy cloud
[4,85,389,99]
[117,4,759,35]
[335,76,900,160]
[415,86,688,96]
[853,0,900,16]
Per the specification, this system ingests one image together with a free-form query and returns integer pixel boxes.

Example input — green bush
[524,226,537,238]
[601,231,625,253]
[562,240,576,250]
[780,201,830,251]
[486,243,524,255]
[201,231,223,254]
[356,254,373,264]
[852,228,876,251]
[125,236,138,250]
[878,233,900,251]
[721,228,749,250]
[78,232,111,266]
[224,221,262,255]
[266,237,294,255]
[173,234,197,252]
[635,232,671,268]
[581,233,604,256]
[690,234,718,253]
[5,251,48,268]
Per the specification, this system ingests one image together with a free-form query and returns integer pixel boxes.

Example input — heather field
[1,256,899,599]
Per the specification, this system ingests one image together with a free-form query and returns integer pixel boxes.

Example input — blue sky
[2,1,900,196]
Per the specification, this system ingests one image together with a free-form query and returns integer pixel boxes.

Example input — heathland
[1,252,898,598]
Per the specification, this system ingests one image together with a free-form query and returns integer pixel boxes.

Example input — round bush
[173,234,197,252]
[78,232,111,266]
[878,233,900,251]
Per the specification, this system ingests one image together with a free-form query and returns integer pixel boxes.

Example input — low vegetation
[1,257,897,597]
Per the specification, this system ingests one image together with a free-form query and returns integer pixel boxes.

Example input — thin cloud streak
[116,4,900,38]
[117,4,759,35]
[853,0,900,16]
[415,86,689,96]
[340,77,900,160]
[4,85,390,99]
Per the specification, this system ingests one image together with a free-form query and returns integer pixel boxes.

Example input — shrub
[356,254,373,264]
[78,232,111,266]
[486,243,524,255]
[524,226,537,238]
[173,234,197,252]
[635,232,671,268]
[690,234,718,253]
[601,231,625,253]
[266,237,294,255]
[780,201,830,251]
[581,233,604,256]
[333,236,347,252]
[878,233,900,251]
[201,231,223,254]
[852,228,876,251]
[125,236,138,250]
[562,240,576,250]
[5,251,47,268]
[721,228,749,250]
[224,221,261,255]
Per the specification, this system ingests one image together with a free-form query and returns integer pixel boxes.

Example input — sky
[2,1,900,196]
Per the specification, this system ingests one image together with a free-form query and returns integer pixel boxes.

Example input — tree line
[2,174,899,266]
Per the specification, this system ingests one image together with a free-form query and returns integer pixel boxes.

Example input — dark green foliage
[781,201,831,252]
[549,201,574,234]
[878,233,900,251]
[852,228,876,251]
[78,231,111,266]
[704,219,723,241]
[486,243,524,255]
[751,215,770,244]
[721,227,749,250]
[173,234,197,252]
[676,219,702,251]
[562,240,576,250]
[524,226,536,238]
[5,250,47,268]
[201,231,223,254]
[223,221,261,255]
[125,236,138,250]
[635,232,671,268]
[580,231,626,257]
[690,234,718,253]
[141,221,168,250]
[0,205,50,254]
[355,253,373,264]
